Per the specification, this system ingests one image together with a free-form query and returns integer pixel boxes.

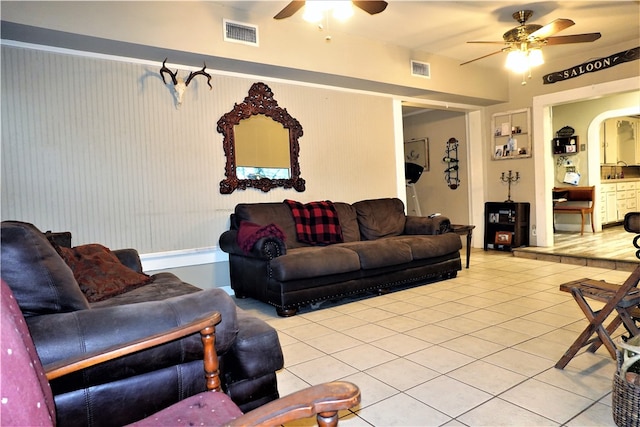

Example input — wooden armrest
[45,312,221,380]
[228,381,361,427]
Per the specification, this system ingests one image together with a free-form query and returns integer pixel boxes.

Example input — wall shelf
[553,136,579,154]
[492,108,531,160]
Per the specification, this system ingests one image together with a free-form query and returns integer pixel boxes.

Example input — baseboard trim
[140,246,227,271]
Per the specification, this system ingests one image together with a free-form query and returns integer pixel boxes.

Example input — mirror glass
[218,82,305,194]
[235,115,291,180]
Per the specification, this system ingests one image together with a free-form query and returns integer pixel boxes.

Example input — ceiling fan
[461,10,601,67]
[274,1,388,20]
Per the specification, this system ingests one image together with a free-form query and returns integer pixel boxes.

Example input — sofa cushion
[56,243,153,302]
[340,240,413,269]
[270,246,360,281]
[333,202,360,243]
[89,272,201,307]
[393,233,462,260]
[284,200,343,245]
[1,221,90,317]
[353,198,406,240]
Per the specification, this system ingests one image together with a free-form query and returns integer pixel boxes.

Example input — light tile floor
[233,250,632,426]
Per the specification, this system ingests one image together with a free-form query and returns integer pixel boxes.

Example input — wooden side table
[450,224,475,268]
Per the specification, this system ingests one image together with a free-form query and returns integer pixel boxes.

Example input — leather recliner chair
[1,220,284,427]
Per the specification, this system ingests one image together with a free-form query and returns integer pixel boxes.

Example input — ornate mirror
[218,82,305,194]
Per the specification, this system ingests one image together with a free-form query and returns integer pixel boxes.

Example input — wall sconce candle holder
[501,170,520,202]
[443,138,460,190]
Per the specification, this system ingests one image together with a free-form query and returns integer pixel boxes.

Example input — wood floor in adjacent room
[514,225,640,268]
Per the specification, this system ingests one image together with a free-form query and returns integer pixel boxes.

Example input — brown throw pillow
[57,244,153,302]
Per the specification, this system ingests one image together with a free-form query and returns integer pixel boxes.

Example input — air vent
[411,60,431,78]
[223,19,259,46]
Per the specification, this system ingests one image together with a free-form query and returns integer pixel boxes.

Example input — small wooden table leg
[451,224,475,269]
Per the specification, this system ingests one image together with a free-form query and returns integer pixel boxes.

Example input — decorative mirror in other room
[218,82,305,194]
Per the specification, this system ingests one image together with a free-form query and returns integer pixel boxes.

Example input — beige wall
[1,45,397,254]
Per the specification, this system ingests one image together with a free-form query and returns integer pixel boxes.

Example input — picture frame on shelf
[495,231,513,245]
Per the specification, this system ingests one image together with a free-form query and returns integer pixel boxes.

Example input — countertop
[601,178,640,183]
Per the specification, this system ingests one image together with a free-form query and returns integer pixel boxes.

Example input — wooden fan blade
[274,1,305,19]
[460,49,506,66]
[544,33,602,45]
[353,1,388,15]
[467,41,508,44]
[528,18,574,40]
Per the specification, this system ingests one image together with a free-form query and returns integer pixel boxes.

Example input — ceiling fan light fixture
[528,48,544,67]
[302,1,324,22]
[505,47,544,73]
[332,1,354,21]
[505,49,529,73]
[302,1,354,23]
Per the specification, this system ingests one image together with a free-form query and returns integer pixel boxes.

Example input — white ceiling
[220,1,639,69]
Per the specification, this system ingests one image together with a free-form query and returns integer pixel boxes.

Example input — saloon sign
[543,47,639,84]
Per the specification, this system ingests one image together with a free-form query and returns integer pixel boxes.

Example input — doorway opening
[531,77,640,264]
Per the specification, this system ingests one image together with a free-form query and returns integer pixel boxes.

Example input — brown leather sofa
[0,220,284,427]
[219,198,462,316]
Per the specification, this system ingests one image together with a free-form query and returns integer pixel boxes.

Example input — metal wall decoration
[443,138,459,189]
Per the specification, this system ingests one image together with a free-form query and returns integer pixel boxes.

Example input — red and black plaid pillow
[284,200,343,245]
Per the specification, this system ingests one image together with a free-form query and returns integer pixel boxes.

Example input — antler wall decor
[159,58,212,107]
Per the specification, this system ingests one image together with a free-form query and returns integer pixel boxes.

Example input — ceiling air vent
[411,60,431,78]
[223,19,259,46]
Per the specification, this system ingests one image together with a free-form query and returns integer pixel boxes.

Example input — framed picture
[495,231,512,245]
[404,138,429,171]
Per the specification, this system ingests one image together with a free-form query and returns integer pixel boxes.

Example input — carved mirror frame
[218,82,305,194]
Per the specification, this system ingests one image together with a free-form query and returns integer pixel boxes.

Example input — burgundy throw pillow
[284,200,343,245]
[236,221,286,254]
[57,244,153,302]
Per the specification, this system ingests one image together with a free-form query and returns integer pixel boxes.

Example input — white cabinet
[603,119,618,164]
[617,181,637,220]
[601,183,618,224]
[601,181,640,224]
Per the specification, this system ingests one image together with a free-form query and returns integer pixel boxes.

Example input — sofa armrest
[27,290,239,383]
[404,215,452,235]
[219,230,287,259]
[113,248,144,273]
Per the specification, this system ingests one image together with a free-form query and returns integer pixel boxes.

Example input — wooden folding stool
[555,266,640,369]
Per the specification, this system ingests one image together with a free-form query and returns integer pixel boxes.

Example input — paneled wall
[1,45,397,253]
